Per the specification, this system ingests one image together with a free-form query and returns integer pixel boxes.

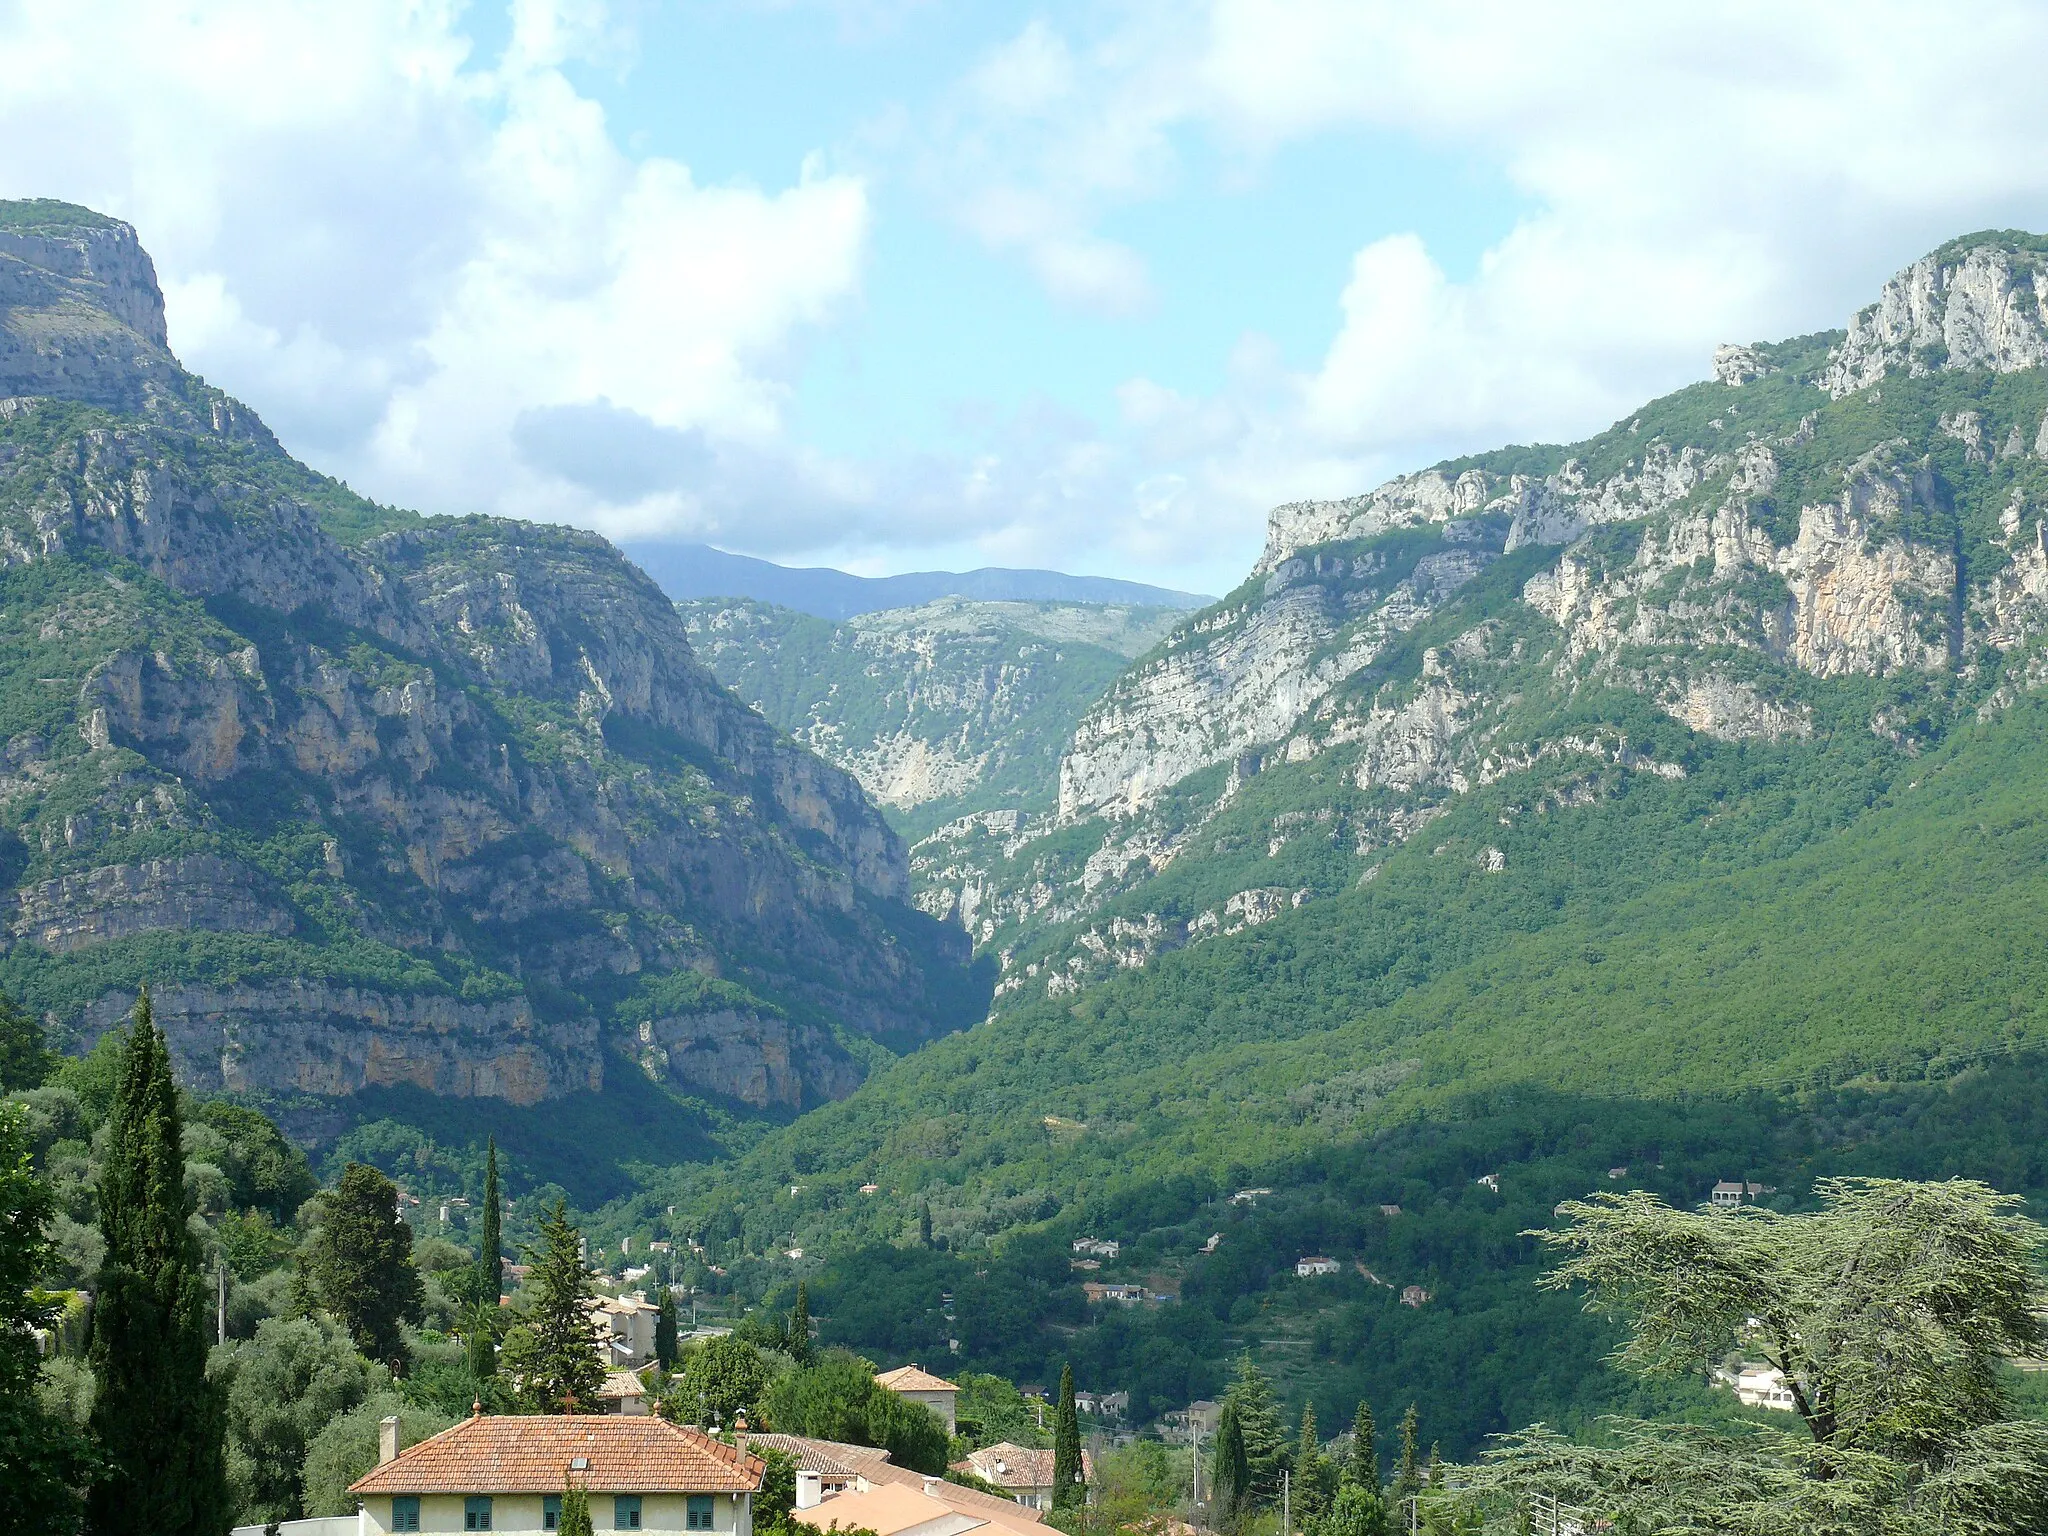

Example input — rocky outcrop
[10,855,292,952]
[78,981,595,1106]
[1823,237,2048,397]
[0,198,980,1112]
[630,1007,863,1110]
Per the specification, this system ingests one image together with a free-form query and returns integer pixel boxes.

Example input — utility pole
[1191,1418,1202,1518]
[1282,1469,1290,1536]
[216,1260,227,1346]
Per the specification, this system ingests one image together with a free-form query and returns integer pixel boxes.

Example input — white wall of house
[360,1490,750,1536]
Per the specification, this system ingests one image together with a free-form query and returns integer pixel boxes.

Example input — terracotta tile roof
[742,1435,859,1478]
[876,1365,959,1393]
[792,1482,975,1536]
[349,1415,764,1496]
[955,1445,1090,1492]
[866,1462,1042,1533]
[598,1370,649,1401]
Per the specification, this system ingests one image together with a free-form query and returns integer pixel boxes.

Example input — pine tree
[1224,1351,1288,1505]
[1211,1400,1252,1523]
[1052,1361,1085,1511]
[1296,1400,1333,1519]
[1391,1405,1421,1499]
[655,1288,680,1370]
[558,1483,593,1536]
[1426,1445,1444,1490]
[85,992,230,1536]
[788,1280,812,1366]
[1345,1401,1378,1489]
[500,1200,606,1412]
[307,1162,425,1370]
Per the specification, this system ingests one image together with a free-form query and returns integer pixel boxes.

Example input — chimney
[923,1477,942,1499]
[796,1473,823,1511]
[379,1415,401,1465]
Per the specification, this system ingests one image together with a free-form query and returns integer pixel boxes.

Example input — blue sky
[6,2,2048,593]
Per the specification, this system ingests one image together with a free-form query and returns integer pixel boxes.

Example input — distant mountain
[680,596,1185,840]
[620,540,1211,620]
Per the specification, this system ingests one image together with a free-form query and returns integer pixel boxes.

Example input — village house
[591,1294,663,1368]
[1710,1181,1771,1209]
[875,1364,960,1432]
[1295,1256,1340,1278]
[1229,1188,1273,1205]
[1070,1237,1120,1259]
[1080,1281,1146,1305]
[1400,1286,1430,1308]
[347,1413,762,1535]
[1713,1363,1799,1412]
[1378,1205,1401,1218]
[951,1444,1094,1512]
[1074,1390,1128,1420]
[763,1433,1042,1536]
[597,1369,654,1417]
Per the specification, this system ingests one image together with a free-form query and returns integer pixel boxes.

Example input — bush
[302,1392,457,1517]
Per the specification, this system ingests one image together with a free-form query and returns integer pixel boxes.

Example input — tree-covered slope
[0,200,984,1189]
[680,597,1183,842]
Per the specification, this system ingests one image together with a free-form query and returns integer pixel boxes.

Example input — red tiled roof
[349,1416,764,1495]
[876,1365,958,1392]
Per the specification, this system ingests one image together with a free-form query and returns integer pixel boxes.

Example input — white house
[951,1445,1093,1512]
[1710,1182,1770,1209]
[1296,1257,1340,1278]
[590,1294,663,1368]
[348,1413,762,1535]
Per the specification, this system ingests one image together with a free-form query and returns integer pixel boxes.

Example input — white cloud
[0,0,870,537]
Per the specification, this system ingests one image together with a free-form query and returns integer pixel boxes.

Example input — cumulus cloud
[0,0,871,539]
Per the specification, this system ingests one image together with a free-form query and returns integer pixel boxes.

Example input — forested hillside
[584,232,2048,1451]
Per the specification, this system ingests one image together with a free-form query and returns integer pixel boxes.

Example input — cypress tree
[477,1136,503,1308]
[85,992,230,1536]
[1296,1400,1333,1519]
[1392,1406,1421,1499]
[918,1201,932,1247]
[1052,1361,1085,1510]
[655,1288,680,1370]
[1211,1401,1251,1522]
[788,1280,812,1366]
[1346,1401,1378,1489]
[1425,1445,1444,1490]
[1225,1351,1287,1505]
[473,1137,502,1376]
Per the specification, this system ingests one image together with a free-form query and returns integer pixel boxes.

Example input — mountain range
[0,198,985,1186]
[621,539,1209,620]
[658,230,2048,1249]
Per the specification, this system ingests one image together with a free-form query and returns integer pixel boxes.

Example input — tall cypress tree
[473,1137,503,1376]
[476,1136,503,1307]
[1211,1401,1251,1523]
[86,992,229,1536]
[788,1280,812,1366]
[499,1200,605,1412]
[655,1288,680,1370]
[1052,1362,1085,1511]
[1346,1401,1378,1489]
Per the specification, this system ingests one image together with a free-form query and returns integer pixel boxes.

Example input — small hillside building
[952,1444,1094,1511]
[876,1364,959,1432]
[1296,1257,1340,1278]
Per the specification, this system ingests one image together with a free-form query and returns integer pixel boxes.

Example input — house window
[544,1495,562,1531]
[687,1495,714,1530]
[616,1495,644,1530]
[465,1496,494,1530]
[392,1497,421,1532]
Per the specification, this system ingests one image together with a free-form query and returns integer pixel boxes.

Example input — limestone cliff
[0,200,980,1123]
[914,233,2048,1009]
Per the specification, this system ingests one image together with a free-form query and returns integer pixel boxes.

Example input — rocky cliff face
[911,234,2048,1007]
[681,596,1183,835]
[0,200,978,1123]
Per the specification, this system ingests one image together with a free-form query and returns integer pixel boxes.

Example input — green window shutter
[465,1495,494,1530]
[544,1494,563,1530]
[687,1495,714,1530]
[392,1497,421,1532]
[616,1494,644,1529]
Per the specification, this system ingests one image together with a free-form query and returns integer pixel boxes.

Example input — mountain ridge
[0,199,984,1186]
[623,538,1211,620]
